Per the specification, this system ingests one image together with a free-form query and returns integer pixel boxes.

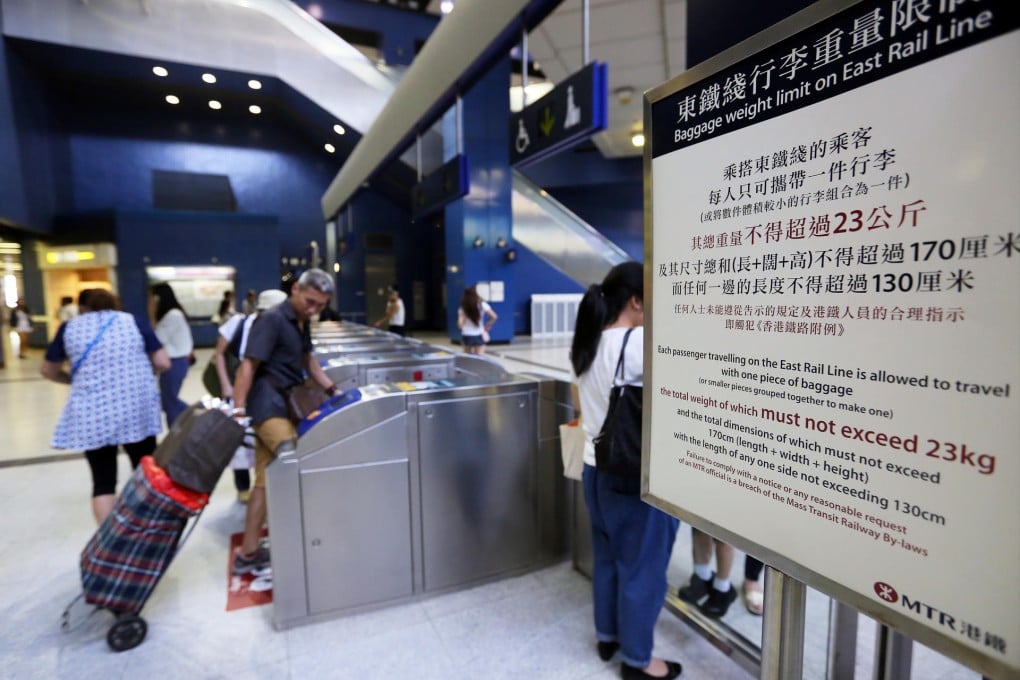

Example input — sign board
[411,154,469,220]
[509,61,608,167]
[37,243,117,269]
[146,265,235,319]
[644,1,1018,678]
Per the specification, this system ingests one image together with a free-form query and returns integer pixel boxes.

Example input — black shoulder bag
[593,328,643,478]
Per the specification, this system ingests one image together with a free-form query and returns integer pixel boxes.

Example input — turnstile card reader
[322,350,455,392]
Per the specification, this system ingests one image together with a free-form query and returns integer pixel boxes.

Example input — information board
[644,1,1018,677]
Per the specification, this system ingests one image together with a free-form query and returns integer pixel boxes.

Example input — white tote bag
[558,419,585,481]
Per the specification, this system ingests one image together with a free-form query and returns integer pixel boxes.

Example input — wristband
[232,407,247,416]
[325,384,339,397]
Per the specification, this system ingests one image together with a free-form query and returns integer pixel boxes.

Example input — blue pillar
[444,60,514,344]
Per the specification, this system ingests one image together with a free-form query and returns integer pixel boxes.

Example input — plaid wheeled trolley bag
[63,457,209,652]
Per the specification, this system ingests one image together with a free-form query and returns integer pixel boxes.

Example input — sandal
[742,584,764,616]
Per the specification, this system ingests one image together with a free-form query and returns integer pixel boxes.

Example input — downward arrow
[539,106,555,136]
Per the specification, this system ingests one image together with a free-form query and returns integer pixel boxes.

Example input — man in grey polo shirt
[230,269,339,575]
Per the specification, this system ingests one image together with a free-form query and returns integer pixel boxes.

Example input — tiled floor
[0,329,981,678]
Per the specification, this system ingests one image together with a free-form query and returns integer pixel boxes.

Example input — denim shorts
[462,334,484,347]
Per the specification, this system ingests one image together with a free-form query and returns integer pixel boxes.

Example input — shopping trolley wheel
[107,614,147,652]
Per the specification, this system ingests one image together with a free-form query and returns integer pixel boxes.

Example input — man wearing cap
[230,269,340,575]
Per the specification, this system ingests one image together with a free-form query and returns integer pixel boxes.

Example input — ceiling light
[324,143,336,153]
[248,79,262,90]
[208,100,222,110]
[152,66,169,77]
[249,104,262,114]
[165,94,180,105]
[202,73,217,84]
[614,86,636,106]
[440,0,454,13]
[333,124,346,135]
[631,132,645,147]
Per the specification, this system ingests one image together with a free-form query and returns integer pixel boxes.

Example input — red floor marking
[225,530,273,611]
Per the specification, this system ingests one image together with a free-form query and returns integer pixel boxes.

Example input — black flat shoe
[620,660,683,679]
[677,572,713,604]
[598,640,620,661]
[700,585,738,618]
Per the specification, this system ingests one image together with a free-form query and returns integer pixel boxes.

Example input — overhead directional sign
[509,61,608,167]
[410,154,469,220]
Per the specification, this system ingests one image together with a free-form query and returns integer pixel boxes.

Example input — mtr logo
[873,582,958,631]
[873,581,899,603]
[872,581,1009,654]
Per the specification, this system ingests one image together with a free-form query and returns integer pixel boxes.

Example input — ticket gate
[266,374,574,629]
[313,338,422,362]
[322,349,457,392]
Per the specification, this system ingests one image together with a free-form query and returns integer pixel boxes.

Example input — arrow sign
[509,61,608,167]
[539,106,556,136]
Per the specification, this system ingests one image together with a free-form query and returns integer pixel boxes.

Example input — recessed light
[208,100,222,110]
[631,132,645,147]
[248,79,262,90]
[333,124,346,135]
[249,105,262,114]
[153,66,169,77]
[440,0,454,13]
[324,143,336,153]
[165,94,180,105]
[202,73,217,84]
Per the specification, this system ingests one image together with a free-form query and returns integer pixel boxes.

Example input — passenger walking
[373,284,406,335]
[149,283,194,427]
[40,289,170,524]
[211,288,288,502]
[229,269,340,575]
[570,261,682,679]
[457,285,497,355]
[11,298,32,358]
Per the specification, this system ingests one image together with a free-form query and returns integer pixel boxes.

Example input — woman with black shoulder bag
[570,261,682,680]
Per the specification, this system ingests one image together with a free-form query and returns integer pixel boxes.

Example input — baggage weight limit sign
[643,1,1019,677]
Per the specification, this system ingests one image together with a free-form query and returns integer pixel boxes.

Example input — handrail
[512,170,630,285]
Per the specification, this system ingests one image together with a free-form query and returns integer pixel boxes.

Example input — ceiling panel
[662,1,687,39]
[588,34,665,67]
[588,0,664,41]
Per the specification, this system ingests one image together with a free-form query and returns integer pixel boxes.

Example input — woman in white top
[570,262,681,680]
[373,284,406,336]
[150,283,194,427]
[457,286,497,355]
[11,298,33,358]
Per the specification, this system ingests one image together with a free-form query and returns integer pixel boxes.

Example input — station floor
[0,330,980,679]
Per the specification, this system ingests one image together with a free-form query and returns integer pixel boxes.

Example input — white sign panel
[646,1,1018,677]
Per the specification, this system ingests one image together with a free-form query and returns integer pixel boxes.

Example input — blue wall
[0,38,71,232]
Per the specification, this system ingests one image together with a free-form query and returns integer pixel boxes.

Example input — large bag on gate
[154,404,245,492]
